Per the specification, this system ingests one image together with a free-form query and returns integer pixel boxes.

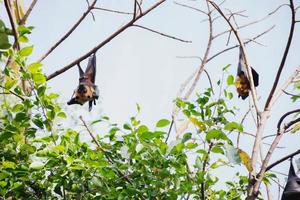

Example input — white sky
[1,0,300,198]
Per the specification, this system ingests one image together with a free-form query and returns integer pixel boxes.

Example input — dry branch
[19,0,38,25]
[132,24,192,43]
[38,0,98,62]
[46,0,166,81]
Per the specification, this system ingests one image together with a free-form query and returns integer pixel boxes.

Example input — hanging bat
[281,158,300,200]
[67,54,99,111]
[235,47,259,99]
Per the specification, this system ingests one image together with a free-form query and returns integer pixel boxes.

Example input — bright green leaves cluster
[0,20,11,51]
[174,87,254,198]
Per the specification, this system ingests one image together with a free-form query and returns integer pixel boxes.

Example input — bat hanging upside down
[235,47,259,99]
[67,54,99,111]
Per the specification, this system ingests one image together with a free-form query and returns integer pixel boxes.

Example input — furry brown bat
[67,54,99,111]
[235,47,259,99]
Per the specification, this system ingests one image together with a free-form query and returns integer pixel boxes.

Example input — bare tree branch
[38,0,98,62]
[0,85,25,101]
[207,25,275,63]
[174,1,208,16]
[213,4,286,39]
[283,90,300,98]
[46,0,166,81]
[93,7,133,15]
[132,24,192,43]
[264,1,296,110]
[4,0,20,50]
[277,108,300,131]
[19,0,38,25]
[266,149,300,172]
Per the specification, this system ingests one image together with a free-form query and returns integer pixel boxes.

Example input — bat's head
[73,84,95,104]
[77,84,88,94]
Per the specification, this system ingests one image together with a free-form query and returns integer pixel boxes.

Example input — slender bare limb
[164,116,174,143]
[213,4,286,40]
[132,24,192,43]
[183,1,213,100]
[283,90,300,98]
[0,85,25,101]
[19,0,38,25]
[93,7,133,15]
[264,1,296,110]
[277,109,300,130]
[4,0,20,50]
[174,1,208,16]
[38,0,98,62]
[207,25,275,63]
[46,0,166,81]
[266,149,300,172]
[269,66,300,109]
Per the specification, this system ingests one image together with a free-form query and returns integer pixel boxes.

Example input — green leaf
[15,112,28,122]
[19,46,33,56]
[156,119,170,128]
[123,123,132,130]
[2,161,16,169]
[28,62,42,73]
[0,33,10,49]
[18,25,33,36]
[136,103,141,112]
[29,161,44,170]
[206,129,227,141]
[182,132,192,143]
[185,142,197,149]
[224,122,243,132]
[4,78,17,89]
[211,146,224,154]
[137,125,148,134]
[57,112,67,118]
[227,75,234,85]
[222,64,231,71]
[0,181,7,187]
[139,131,164,140]
[12,104,24,112]
[225,144,241,165]
[18,35,29,43]
[33,118,44,129]
[32,73,46,85]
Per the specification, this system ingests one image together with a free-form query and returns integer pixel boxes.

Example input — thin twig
[38,0,98,62]
[46,0,166,81]
[19,0,38,25]
[213,4,286,39]
[4,0,20,50]
[183,1,213,100]
[283,90,300,98]
[79,116,102,148]
[207,25,275,63]
[165,116,174,143]
[0,85,25,101]
[266,149,300,172]
[93,7,133,15]
[174,1,207,16]
[264,1,296,110]
[277,109,300,130]
[132,24,192,43]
